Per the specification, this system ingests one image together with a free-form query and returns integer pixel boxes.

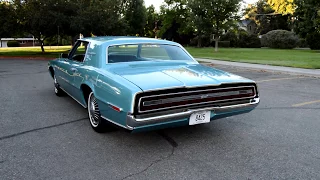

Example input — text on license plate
[189,111,211,125]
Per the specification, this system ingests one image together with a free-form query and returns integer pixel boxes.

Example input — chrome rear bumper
[126,98,260,129]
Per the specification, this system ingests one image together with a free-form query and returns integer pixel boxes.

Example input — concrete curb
[197,58,320,77]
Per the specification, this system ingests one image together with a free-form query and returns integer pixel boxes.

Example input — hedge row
[190,29,320,50]
[7,40,20,47]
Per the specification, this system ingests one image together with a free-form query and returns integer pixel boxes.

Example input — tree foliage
[244,0,291,35]
[294,0,320,38]
[124,0,147,36]
[144,5,159,38]
[0,2,19,41]
[189,0,241,50]
[159,0,193,43]
[267,0,295,14]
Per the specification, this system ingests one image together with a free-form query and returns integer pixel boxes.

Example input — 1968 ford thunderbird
[48,36,259,133]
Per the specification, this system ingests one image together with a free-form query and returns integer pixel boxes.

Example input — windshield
[107,44,193,63]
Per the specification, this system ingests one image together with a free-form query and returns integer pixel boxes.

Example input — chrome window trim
[137,85,257,113]
[68,40,90,64]
[105,43,196,64]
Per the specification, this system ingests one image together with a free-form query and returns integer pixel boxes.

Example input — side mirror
[61,53,68,58]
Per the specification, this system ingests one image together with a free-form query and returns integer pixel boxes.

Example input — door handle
[70,68,78,73]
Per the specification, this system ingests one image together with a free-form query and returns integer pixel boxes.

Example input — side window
[69,41,89,62]
[140,45,170,60]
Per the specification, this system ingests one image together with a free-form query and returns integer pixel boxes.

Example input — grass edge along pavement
[185,47,320,69]
[0,46,319,69]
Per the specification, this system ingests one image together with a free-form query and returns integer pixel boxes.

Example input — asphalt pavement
[0,59,319,180]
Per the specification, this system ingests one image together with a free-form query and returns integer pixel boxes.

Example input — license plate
[189,111,211,125]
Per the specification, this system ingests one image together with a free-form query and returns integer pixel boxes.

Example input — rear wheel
[53,75,64,96]
[87,92,113,133]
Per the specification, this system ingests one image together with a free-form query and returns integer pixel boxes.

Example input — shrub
[297,38,309,48]
[306,32,320,50]
[238,32,261,48]
[220,31,238,47]
[261,30,299,49]
[7,40,20,47]
[260,34,268,47]
[190,35,211,47]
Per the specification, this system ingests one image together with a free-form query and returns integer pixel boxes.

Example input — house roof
[239,19,255,27]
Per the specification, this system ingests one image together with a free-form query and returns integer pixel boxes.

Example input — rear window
[107,44,193,63]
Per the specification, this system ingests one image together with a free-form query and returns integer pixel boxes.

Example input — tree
[244,0,291,35]
[124,0,147,36]
[294,0,320,38]
[267,0,295,15]
[0,2,20,47]
[144,5,159,38]
[18,0,69,52]
[159,0,194,43]
[189,0,241,51]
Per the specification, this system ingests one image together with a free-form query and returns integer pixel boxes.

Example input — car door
[66,40,89,102]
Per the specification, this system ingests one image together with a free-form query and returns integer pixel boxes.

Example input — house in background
[238,19,257,34]
[0,37,40,48]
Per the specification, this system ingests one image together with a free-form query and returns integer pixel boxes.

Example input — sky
[144,0,259,11]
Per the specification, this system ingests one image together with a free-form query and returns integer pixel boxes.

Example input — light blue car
[48,37,260,133]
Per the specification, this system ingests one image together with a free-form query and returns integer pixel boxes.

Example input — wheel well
[81,84,92,105]
[49,67,54,79]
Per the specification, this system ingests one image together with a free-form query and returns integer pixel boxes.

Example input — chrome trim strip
[142,89,254,106]
[135,81,257,93]
[129,98,259,122]
[60,87,87,108]
[131,82,258,114]
[138,86,257,113]
[140,86,255,99]
[101,116,134,130]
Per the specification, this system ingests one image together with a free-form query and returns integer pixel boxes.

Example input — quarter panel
[93,70,142,127]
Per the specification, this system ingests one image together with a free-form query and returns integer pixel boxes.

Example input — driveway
[0,60,319,179]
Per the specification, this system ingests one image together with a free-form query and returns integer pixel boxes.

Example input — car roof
[80,36,180,46]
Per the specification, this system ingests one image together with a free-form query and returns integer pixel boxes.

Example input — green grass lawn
[0,46,71,58]
[0,46,319,69]
[185,47,320,69]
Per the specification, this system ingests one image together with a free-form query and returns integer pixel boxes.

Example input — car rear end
[126,82,259,132]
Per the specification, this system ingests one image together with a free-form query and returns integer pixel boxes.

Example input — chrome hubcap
[54,76,58,93]
[88,93,100,127]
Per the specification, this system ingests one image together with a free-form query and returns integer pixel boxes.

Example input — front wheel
[87,92,113,133]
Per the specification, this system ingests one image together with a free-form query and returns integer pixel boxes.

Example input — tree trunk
[215,38,219,52]
[197,35,202,48]
[40,40,45,53]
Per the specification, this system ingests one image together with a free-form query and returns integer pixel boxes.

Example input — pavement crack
[0,117,87,141]
[157,131,178,148]
[121,132,177,180]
